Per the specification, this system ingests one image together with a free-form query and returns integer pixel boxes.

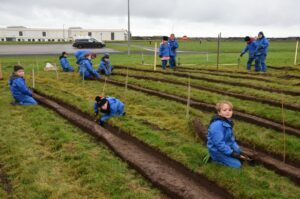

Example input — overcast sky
[0,0,299,37]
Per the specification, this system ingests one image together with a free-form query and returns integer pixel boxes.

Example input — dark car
[72,38,105,49]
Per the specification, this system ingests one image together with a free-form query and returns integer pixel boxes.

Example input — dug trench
[32,90,300,189]
[95,77,300,138]
[32,91,233,199]
[192,118,300,186]
[114,65,300,96]
[113,72,300,112]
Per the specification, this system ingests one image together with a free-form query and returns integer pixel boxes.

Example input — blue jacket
[207,116,240,156]
[79,58,100,79]
[94,97,125,122]
[255,37,269,56]
[59,57,74,72]
[168,39,179,57]
[241,40,257,58]
[98,60,113,76]
[159,42,171,57]
[8,75,32,102]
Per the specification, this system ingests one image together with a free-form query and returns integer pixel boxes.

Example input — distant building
[0,26,128,42]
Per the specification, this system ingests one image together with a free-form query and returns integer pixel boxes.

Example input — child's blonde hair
[215,101,233,113]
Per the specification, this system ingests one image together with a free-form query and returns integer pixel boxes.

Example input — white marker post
[154,42,157,71]
[101,77,107,96]
[294,40,299,65]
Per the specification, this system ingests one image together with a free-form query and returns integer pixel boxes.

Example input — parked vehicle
[72,38,105,48]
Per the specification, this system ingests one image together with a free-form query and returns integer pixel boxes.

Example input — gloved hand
[240,53,243,57]
[122,112,126,116]
[159,55,162,58]
[98,120,104,126]
[231,151,241,159]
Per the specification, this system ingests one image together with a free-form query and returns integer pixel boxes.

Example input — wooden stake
[281,94,286,163]
[55,64,59,80]
[101,77,107,96]
[154,42,157,71]
[32,68,35,88]
[294,40,299,65]
[217,33,221,70]
[186,73,191,119]
[124,67,129,101]
[206,53,209,63]
[141,52,144,65]
[0,64,3,80]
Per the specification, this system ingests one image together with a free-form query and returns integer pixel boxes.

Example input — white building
[0,26,128,42]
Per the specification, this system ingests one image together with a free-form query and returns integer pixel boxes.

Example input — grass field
[0,40,300,198]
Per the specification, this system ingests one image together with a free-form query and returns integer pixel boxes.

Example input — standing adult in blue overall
[59,52,75,72]
[168,33,179,69]
[240,36,258,71]
[254,32,269,72]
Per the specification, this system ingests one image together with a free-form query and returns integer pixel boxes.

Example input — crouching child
[94,96,125,126]
[207,101,244,168]
[8,65,37,105]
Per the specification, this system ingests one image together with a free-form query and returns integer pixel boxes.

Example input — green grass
[19,72,300,199]
[0,82,164,199]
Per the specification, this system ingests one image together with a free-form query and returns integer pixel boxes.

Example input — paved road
[0,44,118,56]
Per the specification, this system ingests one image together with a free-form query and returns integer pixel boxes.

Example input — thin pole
[217,32,221,70]
[154,42,157,71]
[0,64,3,80]
[55,64,59,80]
[32,68,35,88]
[294,40,299,65]
[206,53,209,63]
[127,0,131,55]
[124,67,129,101]
[281,94,286,163]
[186,73,191,119]
[101,77,107,96]
[141,52,144,65]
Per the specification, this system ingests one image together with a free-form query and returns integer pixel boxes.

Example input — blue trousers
[161,60,167,70]
[256,54,267,72]
[246,57,258,71]
[18,96,38,106]
[209,151,241,168]
[169,56,176,69]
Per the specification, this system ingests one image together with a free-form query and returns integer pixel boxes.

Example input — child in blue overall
[8,65,37,105]
[159,36,171,70]
[240,36,258,71]
[59,52,75,72]
[207,101,243,168]
[97,53,113,76]
[94,96,125,126]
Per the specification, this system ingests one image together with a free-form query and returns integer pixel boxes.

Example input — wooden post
[55,64,59,80]
[0,64,3,80]
[141,52,144,65]
[178,57,181,67]
[281,94,286,163]
[124,67,129,101]
[217,33,221,70]
[237,57,241,70]
[206,53,209,63]
[32,68,35,88]
[294,40,299,65]
[186,73,191,119]
[35,58,39,76]
[101,77,107,96]
[154,42,157,71]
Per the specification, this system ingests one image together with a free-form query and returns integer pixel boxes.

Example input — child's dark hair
[14,65,24,72]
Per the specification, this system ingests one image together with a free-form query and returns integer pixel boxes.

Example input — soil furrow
[33,92,233,199]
